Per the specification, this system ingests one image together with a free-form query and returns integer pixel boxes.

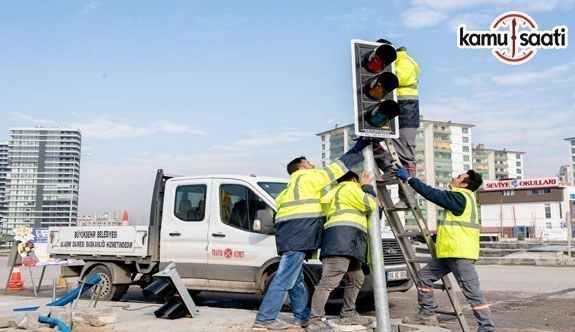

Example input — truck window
[257,182,287,199]
[175,185,207,222]
[220,184,274,232]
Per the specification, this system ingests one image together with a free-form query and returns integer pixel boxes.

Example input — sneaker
[295,319,309,327]
[253,319,289,330]
[306,318,338,332]
[339,312,373,326]
[402,311,439,326]
[394,198,410,209]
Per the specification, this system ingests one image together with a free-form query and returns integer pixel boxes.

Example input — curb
[477,257,575,266]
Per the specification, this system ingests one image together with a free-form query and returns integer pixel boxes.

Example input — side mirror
[254,208,275,234]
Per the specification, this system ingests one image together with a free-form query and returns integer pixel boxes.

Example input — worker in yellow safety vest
[253,138,370,330]
[374,39,421,209]
[394,167,496,331]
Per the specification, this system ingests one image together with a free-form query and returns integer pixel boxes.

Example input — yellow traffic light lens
[361,44,397,74]
[363,72,399,100]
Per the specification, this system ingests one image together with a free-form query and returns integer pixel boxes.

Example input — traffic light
[142,262,197,319]
[351,39,400,138]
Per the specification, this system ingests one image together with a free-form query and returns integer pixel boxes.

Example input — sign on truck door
[207,179,276,287]
[160,179,211,284]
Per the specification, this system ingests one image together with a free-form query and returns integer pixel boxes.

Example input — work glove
[349,137,370,154]
[394,167,410,181]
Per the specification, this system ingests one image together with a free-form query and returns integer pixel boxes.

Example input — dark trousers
[417,258,496,332]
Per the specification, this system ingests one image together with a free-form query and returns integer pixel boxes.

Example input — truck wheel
[264,271,313,308]
[86,265,129,301]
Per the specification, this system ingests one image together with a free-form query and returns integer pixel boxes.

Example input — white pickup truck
[48,169,412,302]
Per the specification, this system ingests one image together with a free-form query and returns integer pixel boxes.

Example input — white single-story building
[476,177,575,240]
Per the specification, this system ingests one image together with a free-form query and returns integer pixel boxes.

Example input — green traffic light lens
[364,100,400,127]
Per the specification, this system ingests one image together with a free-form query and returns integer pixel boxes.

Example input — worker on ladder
[394,167,496,331]
[374,39,421,209]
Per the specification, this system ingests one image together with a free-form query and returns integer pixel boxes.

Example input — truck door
[207,179,276,287]
[160,179,210,282]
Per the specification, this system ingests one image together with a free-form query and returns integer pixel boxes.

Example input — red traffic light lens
[362,44,397,74]
[364,100,400,127]
[363,72,399,100]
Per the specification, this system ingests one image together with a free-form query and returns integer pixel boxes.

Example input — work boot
[306,318,339,332]
[394,197,410,209]
[339,312,373,326]
[253,319,289,330]
[402,311,439,326]
[376,166,396,182]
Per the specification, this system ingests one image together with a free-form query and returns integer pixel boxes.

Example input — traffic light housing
[351,39,400,138]
[142,262,197,319]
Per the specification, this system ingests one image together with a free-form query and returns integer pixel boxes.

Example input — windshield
[258,182,287,199]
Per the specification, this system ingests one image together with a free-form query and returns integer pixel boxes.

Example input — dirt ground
[376,288,575,332]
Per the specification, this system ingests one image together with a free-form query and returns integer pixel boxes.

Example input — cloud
[10,112,58,125]
[491,62,575,86]
[403,0,575,29]
[401,6,448,29]
[79,2,101,15]
[446,13,492,31]
[213,130,311,150]
[67,117,207,138]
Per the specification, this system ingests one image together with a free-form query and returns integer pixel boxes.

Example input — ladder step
[385,206,410,212]
[396,231,423,238]
[435,309,460,317]
[407,257,432,263]
[432,283,445,290]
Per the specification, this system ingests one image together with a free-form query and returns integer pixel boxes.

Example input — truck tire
[264,271,314,308]
[86,265,129,301]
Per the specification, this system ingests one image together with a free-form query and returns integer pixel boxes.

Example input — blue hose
[38,316,71,332]
[47,274,102,307]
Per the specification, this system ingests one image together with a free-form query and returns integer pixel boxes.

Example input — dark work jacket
[274,151,364,256]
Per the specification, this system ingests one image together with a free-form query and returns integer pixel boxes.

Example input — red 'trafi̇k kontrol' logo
[457,11,568,65]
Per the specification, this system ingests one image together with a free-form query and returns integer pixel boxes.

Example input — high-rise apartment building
[3,127,81,232]
[0,141,9,232]
[558,164,573,185]
[472,144,525,181]
[317,118,525,231]
[565,137,575,185]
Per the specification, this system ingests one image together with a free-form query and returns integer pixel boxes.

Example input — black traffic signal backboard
[351,39,400,138]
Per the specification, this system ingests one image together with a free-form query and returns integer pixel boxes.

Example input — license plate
[387,270,408,280]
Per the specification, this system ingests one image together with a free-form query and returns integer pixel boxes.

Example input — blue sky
[1,1,573,223]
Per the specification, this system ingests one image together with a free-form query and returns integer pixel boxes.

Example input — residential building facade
[472,144,525,181]
[0,141,8,232]
[558,164,574,185]
[3,127,82,232]
[565,137,575,185]
[317,118,525,231]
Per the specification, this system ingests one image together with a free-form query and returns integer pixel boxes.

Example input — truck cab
[158,171,412,299]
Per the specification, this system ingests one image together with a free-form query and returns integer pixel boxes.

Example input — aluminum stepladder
[374,137,470,332]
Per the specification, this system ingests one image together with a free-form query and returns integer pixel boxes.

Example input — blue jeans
[255,251,310,323]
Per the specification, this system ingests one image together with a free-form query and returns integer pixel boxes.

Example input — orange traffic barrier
[57,275,67,289]
[7,266,24,291]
